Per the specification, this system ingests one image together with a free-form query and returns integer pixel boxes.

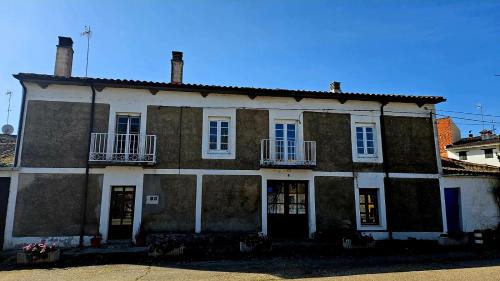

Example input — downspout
[379,102,392,240]
[13,81,27,167]
[79,81,96,248]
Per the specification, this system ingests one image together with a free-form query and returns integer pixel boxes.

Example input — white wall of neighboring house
[447,145,500,167]
[443,175,500,232]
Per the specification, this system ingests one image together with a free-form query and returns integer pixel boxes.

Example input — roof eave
[13,73,447,105]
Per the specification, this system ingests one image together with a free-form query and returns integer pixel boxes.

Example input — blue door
[444,188,461,233]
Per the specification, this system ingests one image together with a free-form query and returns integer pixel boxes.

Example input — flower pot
[90,237,102,248]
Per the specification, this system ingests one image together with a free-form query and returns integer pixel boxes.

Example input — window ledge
[353,155,382,163]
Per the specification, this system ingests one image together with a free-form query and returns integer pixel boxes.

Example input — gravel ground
[1,256,500,281]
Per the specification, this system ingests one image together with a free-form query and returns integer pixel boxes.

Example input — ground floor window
[359,188,379,225]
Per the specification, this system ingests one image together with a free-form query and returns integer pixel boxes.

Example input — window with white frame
[202,108,236,160]
[208,118,230,152]
[355,124,376,156]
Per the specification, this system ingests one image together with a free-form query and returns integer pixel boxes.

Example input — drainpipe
[13,81,27,167]
[379,102,393,240]
[79,81,96,248]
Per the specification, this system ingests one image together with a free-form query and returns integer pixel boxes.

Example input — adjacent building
[441,158,500,233]
[1,36,447,249]
[446,130,500,167]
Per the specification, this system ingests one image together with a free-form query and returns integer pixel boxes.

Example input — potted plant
[90,233,102,248]
[17,241,60,264]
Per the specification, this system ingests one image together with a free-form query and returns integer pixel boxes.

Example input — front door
[445,188,461,233]
[108,186,136,240]
[267,181,308,239]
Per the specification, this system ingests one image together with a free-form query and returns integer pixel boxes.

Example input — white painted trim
[0,171,13,177]
[98,167,144,242]
[17,168,87,174]
[3,172,18,250]
[392,231,442,240]
[15,89,30,167]
[10,167,444,180]
[360,231,442,240]
[350,113,383,163]
[24,83,434,120]
[268,110,304,145]
[202,108,236,159]
[195,175,202,233]
[430,109,443,174]
[261,176,267,235]
[308,177,316,237]
[353,173,387,231]
[8,236,92,248]
[439,177,448,233]
[388,173,440,179]
[260,169,316,238]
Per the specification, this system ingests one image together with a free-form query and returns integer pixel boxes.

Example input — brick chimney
[171,51,183,84]
[436,117,461,158]
[54,36,74,77]
[329,81,341,93]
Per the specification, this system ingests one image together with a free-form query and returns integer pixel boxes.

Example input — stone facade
[21,100,109,168]
[202,175,261,232]
[13,173,102,236]
[142,174,197,232]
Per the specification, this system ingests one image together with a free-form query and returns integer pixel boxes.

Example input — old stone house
[1,36,447,249]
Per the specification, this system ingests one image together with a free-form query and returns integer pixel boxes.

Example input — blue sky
[1,0,499,135]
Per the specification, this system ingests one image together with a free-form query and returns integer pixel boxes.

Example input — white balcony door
[275,122,297,163]
[115,115,141,161]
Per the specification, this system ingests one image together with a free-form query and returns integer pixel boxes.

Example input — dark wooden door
[445,188,461,233]
[0,177,10,249]
[108,186,135,240]
[267,181,308,239]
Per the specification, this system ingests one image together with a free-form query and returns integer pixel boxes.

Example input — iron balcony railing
[260,139,316,167]
[89,133,157,164]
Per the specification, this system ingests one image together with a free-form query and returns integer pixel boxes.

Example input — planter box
[17,250,60,264]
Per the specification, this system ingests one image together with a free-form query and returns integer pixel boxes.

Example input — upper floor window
[459,151,467,160]
[355,125,376,156]
[484,149,493,159]
[202,108,236,159]
[208,119,230,152]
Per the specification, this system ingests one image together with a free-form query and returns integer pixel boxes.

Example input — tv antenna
[476,103,485,130]
[2,90,14,135]
[80,26,92,77]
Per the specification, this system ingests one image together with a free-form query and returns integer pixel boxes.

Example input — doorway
[267,180,308,239]
[444,187,461,233]
[114,115,141,161]
[108,186,136,240]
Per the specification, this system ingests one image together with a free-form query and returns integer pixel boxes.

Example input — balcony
[89,133,157,165]
[260,139,316,168]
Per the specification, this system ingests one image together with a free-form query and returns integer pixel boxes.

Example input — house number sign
[146,195,159,205]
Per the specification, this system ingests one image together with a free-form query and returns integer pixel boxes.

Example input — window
[202,108,236,159]
[275,122,297,161]
[359,188,379,225]
[355,125,376,156]
[484,149,494,159]
[459,151,467,160]
[208,119,230,152]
